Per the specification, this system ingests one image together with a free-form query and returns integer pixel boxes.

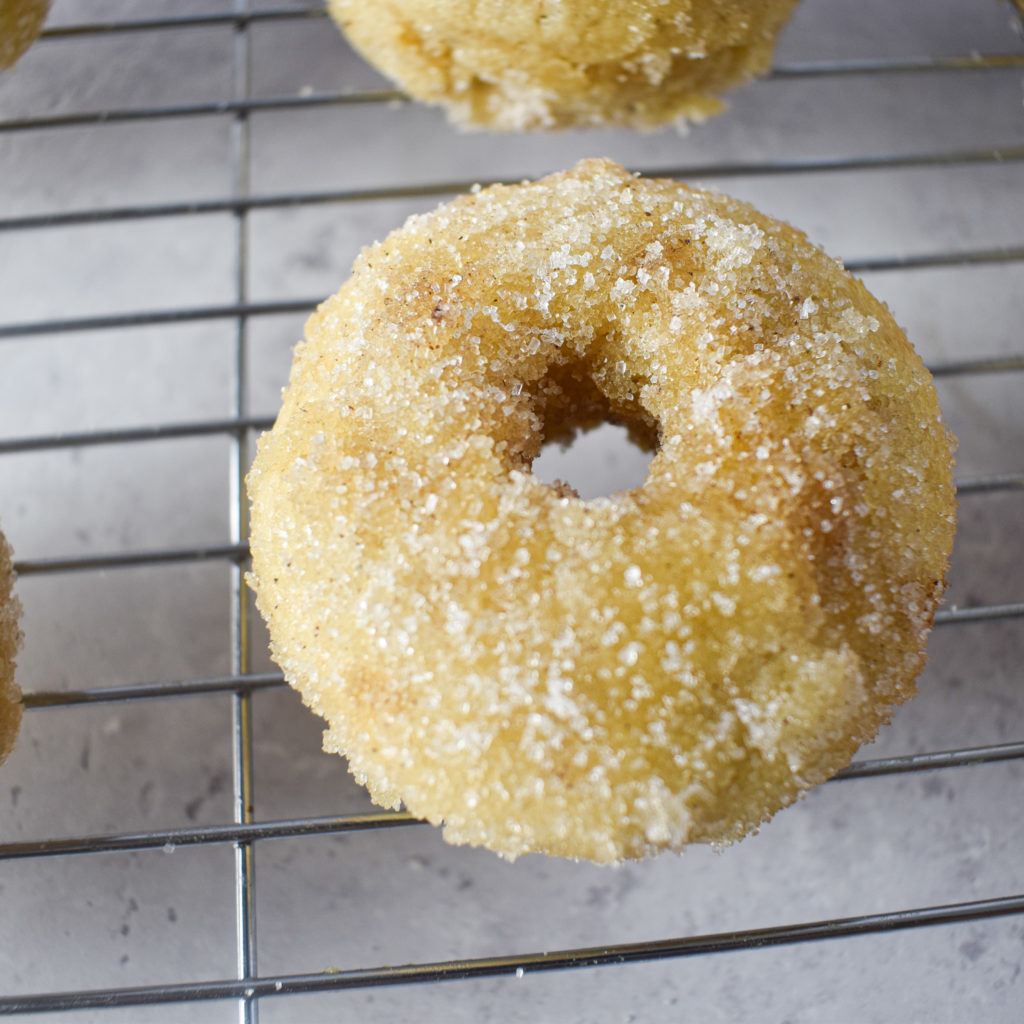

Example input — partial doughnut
[327,0,799,130]
[0,524,22,766]
[247,158,956,863]
[0,0,49,70]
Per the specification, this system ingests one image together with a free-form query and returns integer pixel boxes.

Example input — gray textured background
[0,1,1022,1021]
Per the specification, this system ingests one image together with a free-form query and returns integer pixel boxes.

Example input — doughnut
[0,524,22,766]
[0,0,49,70]
[247,159,956,863]
[327,0,799,131]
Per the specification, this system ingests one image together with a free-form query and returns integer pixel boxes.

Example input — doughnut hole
[532,422,655,501]
[529,359,658,500]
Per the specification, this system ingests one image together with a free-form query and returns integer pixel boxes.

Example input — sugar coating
[0,524,23,766]
[247,159,957,863]
[0,0,49,69]
[327,0,799,131]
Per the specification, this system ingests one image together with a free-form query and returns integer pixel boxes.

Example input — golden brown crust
[247,159,956,863]
[328,0,799,130]
[0,0,49,70]
[0,524,23,766]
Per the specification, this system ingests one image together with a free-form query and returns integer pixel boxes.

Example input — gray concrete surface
[0,1,1022,1021]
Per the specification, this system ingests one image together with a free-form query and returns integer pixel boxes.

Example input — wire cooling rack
[0,2,1023,1021]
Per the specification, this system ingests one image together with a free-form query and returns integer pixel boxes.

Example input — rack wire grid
[0,1,1023,1021]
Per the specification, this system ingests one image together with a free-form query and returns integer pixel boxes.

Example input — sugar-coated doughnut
[328,0,799,130]
[248,159,956,863]
[0,0,49,70]
[0,524,22,766]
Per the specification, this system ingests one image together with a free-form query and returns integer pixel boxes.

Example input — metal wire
[1,892,1024,1016]
[228,4,259,1021]
[36,5,327,39]
[2,144,1023,233]
[1,738,1023,866]
[1,4,1022,1018]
